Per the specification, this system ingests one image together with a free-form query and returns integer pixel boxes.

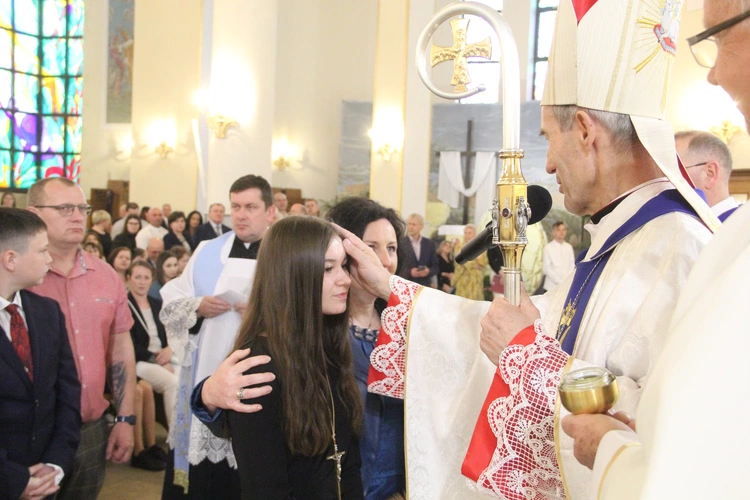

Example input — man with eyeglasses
[687,0,750,130]
[675,130,739,221]
[26,177,137,500]
[562,1,750,498]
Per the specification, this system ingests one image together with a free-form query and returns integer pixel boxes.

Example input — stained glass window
[532,0,558,100]
[0,0,84,190]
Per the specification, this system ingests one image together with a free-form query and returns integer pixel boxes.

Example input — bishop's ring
[237,387,245,401]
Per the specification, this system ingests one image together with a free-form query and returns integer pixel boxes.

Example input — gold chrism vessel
[558,367,619,415]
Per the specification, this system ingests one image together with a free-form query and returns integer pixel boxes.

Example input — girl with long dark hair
[228,216,363,499]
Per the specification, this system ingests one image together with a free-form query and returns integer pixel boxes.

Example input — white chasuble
[591,202,750,500]
[368,180,711,499]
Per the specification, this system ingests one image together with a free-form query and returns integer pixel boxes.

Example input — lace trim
[477,319,569,499]
[187,415,237,468]
[367,275,421,400]
[160,297,201,365]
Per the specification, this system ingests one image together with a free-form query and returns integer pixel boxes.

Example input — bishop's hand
[479,289,540,365]
[333,223,392,300]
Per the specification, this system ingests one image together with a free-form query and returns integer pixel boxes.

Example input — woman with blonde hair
[90,209,113,256]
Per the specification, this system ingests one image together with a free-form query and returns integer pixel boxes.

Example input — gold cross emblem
[557,299,576,344]
[430,18,492,92]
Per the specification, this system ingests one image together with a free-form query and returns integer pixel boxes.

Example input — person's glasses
[687,9,750,68]
[684,162,708,169]
[33,204,93,216]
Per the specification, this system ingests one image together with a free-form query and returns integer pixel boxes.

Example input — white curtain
[438,151,497,227]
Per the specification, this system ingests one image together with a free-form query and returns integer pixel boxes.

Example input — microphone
[454,185,553,268]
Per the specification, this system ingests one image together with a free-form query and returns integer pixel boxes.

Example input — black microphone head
[528,185,553,225]
[454,185,552,270]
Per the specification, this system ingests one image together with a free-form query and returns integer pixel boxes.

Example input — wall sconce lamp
[155,141,174,159]
[368,109,404,162]
[272,138,302,171]
[710,120,742,144]
[273,155,292,170]
[376,143,397,161]
[207,114,238,139]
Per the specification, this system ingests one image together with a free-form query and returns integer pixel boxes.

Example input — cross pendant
[327,436,345,500]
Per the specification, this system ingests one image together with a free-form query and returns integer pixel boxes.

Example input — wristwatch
[114,414,137,425]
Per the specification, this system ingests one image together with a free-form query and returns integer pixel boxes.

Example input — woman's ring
[237,387,245,400]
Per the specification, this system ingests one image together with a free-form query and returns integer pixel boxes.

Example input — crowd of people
[1,1,748,499]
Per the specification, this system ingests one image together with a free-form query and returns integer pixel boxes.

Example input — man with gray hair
[676,130,738,221]
[399,213,439,287]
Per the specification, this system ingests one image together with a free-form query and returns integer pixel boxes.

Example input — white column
[130,0,201,210]
[203,0,277,210]
[401,0,435,219]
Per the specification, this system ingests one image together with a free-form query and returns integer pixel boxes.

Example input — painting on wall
[106,0,134,124]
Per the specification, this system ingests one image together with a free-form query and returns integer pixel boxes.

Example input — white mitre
[542,0,720,231]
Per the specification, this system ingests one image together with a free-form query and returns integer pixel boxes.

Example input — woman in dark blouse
[437,239,456,293]
[163,211,195,251]
[185,210,203,241]
[112,214,142,251]
[228,216,363,499]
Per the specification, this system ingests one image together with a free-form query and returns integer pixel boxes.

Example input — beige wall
[79,0,132,201]
[128,0,201,211]
[271,0,378,203]
[78,0,749,208]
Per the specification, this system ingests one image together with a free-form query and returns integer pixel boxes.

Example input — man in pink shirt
[27,177,136,500]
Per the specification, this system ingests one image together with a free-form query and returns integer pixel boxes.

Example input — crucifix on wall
[437,119,499,227]
[458,119,477,224]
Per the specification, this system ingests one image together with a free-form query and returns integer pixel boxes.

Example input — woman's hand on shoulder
[201,348,276,414]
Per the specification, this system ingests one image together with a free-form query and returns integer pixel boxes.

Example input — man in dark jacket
[0,208,81,500]
[399,213,439,287]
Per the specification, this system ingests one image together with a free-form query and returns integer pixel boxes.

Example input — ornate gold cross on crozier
[430,18,492,92]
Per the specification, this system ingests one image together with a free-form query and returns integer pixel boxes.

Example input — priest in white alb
[340,0,721,499]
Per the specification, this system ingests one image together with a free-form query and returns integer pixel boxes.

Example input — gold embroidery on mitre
[633,0,683,112]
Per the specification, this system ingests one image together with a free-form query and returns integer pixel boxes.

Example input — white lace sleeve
[160,297,202,363]
[472,320,570,500]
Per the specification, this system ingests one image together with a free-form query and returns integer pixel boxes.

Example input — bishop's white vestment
[590,201,750,500]
[367,179,711,500]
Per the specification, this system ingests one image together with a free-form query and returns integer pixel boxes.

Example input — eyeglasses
[684,162,708,169]
[687,9,750,68]
[33,204,93,216]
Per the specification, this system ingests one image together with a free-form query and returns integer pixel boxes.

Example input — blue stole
[719,207,738,222]
[173,232,235,490]
[556,190,699,354]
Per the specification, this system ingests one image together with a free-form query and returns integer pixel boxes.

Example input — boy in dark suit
[0,208,81,500]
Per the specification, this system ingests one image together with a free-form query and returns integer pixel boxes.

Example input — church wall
[271,0,378,206]
[128,0,201,211]
[79,0,133,201]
